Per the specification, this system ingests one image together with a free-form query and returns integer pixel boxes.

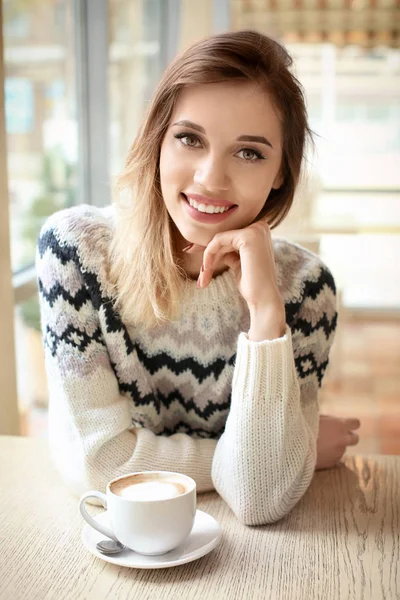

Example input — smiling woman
[36,30,360,527]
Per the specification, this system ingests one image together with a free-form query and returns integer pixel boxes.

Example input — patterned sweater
[37,204,337,526]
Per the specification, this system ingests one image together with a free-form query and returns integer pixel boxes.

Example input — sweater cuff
[240,323,291,346]
[232,324,295,401]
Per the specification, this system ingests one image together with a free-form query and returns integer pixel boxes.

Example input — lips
[181,193,238,224]
[184,193,236,208]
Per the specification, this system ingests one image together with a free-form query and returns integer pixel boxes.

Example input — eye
[173,132,202,148]
[236,148,265,161]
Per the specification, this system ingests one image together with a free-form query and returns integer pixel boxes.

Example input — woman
[37,30,360,526]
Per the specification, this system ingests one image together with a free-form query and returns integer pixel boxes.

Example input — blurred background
[1,0,399,452]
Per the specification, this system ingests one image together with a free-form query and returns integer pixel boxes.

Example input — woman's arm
[37,215,217,501]
[211,261,337,526]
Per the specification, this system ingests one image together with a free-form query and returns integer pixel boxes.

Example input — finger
[343,418,361,431]
[202,242,238,274]
[201,223,275,289]
[203,227,258,266]
[346,432,359,446]
[201,249,238,287]
[203,240,238,268]
[203,224,272,273]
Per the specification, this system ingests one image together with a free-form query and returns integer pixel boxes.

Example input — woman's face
[159,81,283,250]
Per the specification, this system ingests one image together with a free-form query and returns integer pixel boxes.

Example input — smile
[181,193,238,224]
[187,198,230,214]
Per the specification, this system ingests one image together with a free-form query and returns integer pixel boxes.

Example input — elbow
[232,497,295,527]
[230,452,317,527]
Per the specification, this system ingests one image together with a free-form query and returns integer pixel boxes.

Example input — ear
[272,171,283,190]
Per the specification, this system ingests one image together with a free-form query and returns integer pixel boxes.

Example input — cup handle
[79,491,119,542]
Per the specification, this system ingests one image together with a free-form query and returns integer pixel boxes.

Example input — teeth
[187,197,231,214]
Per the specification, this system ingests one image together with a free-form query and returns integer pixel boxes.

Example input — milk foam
[120,481,181,501]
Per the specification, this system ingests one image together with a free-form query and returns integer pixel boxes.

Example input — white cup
[79,471,196,555]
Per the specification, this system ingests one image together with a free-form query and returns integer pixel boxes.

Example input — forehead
[171,81,282,148]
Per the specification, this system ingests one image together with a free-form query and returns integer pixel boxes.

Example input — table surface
[0,436,399,600]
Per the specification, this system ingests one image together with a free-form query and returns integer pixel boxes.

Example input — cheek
[160,144,191,190]
[234,168,271,211]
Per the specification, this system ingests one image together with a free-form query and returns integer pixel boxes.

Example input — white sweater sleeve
[37,226,217,502]
[211,275,337,525]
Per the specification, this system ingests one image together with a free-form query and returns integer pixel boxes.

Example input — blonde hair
[109,30,313,327]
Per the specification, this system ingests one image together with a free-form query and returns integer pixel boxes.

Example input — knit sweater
[36,204,337,526]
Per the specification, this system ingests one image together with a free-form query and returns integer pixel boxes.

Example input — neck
[181,251,229,281]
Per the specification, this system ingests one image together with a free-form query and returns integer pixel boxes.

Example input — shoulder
[38,203,114,254]
[272,237,337,326]
[37,204,115,298]
[272,237,336,300]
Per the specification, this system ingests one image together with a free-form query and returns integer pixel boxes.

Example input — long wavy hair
[109,30,313,326]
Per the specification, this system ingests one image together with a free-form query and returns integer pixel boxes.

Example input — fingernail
[196,275,201,289]
[182,244,194,253]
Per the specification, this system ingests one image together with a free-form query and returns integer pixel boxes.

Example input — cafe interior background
[0,0,399,453]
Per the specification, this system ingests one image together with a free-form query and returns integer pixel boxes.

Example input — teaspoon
[96,539,125,554]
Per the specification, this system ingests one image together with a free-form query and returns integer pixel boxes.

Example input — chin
[180,226,216,248]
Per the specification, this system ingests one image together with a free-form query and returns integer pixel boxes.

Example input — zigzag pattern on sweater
[132,418,225,439]
[117,374,231,419]
[39,231,335,384]
[38,229,104,310]
[38,223,336,340]
[43,322,105,356]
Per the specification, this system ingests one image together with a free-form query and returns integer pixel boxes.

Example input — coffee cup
[79,471,196,555]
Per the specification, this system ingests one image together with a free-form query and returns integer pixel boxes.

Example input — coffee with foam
[110,473,190,501]
[81,470,197,555]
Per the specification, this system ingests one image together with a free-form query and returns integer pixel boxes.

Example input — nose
[193,153,229,192]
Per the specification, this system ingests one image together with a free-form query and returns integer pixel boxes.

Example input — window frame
[0,1,19,435]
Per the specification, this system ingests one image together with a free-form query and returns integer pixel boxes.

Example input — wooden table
[0,436,399,600]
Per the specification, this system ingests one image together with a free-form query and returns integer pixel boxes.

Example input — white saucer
[81,509,222,569]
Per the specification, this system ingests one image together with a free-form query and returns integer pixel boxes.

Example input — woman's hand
[195,221,286,341]
[316,415,361,470]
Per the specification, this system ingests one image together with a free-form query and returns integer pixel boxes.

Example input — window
[2,0,188,436]
[109,0,163,175]
[4,0,78,273]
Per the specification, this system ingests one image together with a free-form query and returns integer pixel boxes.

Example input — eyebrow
[171,120,274,149]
